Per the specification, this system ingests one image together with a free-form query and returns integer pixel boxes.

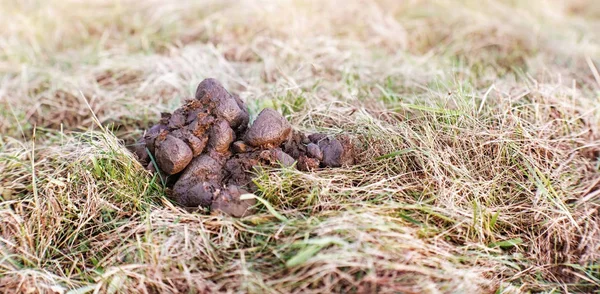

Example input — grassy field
[1,0,600,293]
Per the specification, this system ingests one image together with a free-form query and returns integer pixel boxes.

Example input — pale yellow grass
[1,0,599,293]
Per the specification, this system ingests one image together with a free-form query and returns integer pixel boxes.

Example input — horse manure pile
[131,79,356,217]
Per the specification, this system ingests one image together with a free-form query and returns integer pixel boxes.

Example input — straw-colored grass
[1,0,599,293]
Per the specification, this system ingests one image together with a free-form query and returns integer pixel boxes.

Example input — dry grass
[1,0,600,293]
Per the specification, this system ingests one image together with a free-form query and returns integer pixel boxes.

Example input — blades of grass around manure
[564,264,600,286]
[78,89,106,133]
[66,285,96,294]
[107,274,125,294]
[0,252,24,270]
[146,148,166,187]
[523,160,578,229]
[375,84,401,103]
[489,211,500,229]
[375,84,465,116]
[285,245,323,268]
[478,84,495,113]
[30,126,39,209]
[488,238,523,249]
[286,237,348,268]
[240,193,288,222]
[396,103,464,116]
[400,204,457,224]
[376,148,416,160]
[397,212,424,226]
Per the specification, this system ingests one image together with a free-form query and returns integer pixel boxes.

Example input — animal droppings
[131,78,356,216]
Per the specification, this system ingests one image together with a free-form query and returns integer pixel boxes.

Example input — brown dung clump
[131,78,356,217]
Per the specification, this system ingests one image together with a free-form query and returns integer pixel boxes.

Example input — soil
[130,78,357,217]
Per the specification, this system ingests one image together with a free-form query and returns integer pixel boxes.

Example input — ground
[0,0,599,293]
